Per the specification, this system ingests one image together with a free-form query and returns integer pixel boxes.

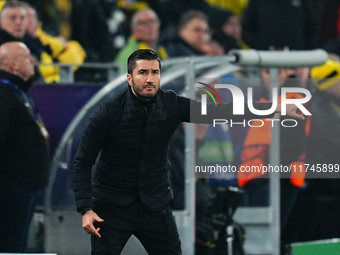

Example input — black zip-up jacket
[0,28,51,58]
[73,86,275,213]
[0,70,49,188]
[0,28,21,45]
[160,35,204,58]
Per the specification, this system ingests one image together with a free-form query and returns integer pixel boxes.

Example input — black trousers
[92,200,182,255]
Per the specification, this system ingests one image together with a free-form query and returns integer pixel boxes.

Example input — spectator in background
[212,11,248,54]
[242,0,319,50]
[0,41,50,252]
[147,0,235,36]
[25,3,86,83]
[115,8,167,71]
[0,0,56,83]
[160,10,215,57]
[0,0,27,44]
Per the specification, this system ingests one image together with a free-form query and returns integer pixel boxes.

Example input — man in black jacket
[0,42,49,252]
[160,10,210,57]
[73,49,305,254]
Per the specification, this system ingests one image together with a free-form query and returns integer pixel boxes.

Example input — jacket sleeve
[72,103,112,213]
[177,96,276,123]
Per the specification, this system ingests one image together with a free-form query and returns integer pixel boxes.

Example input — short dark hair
[177,10,208,30]
[127,49,161,74]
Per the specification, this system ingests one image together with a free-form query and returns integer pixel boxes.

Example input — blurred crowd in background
[2,0,340,81]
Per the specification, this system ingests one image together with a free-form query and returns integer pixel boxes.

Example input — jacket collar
[127,84,158,104]
[0,70,33,92]
[0,28,22,43]
[126,84,163,118]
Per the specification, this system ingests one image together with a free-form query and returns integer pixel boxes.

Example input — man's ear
[127,73,132,86]
[8,59,18,72]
